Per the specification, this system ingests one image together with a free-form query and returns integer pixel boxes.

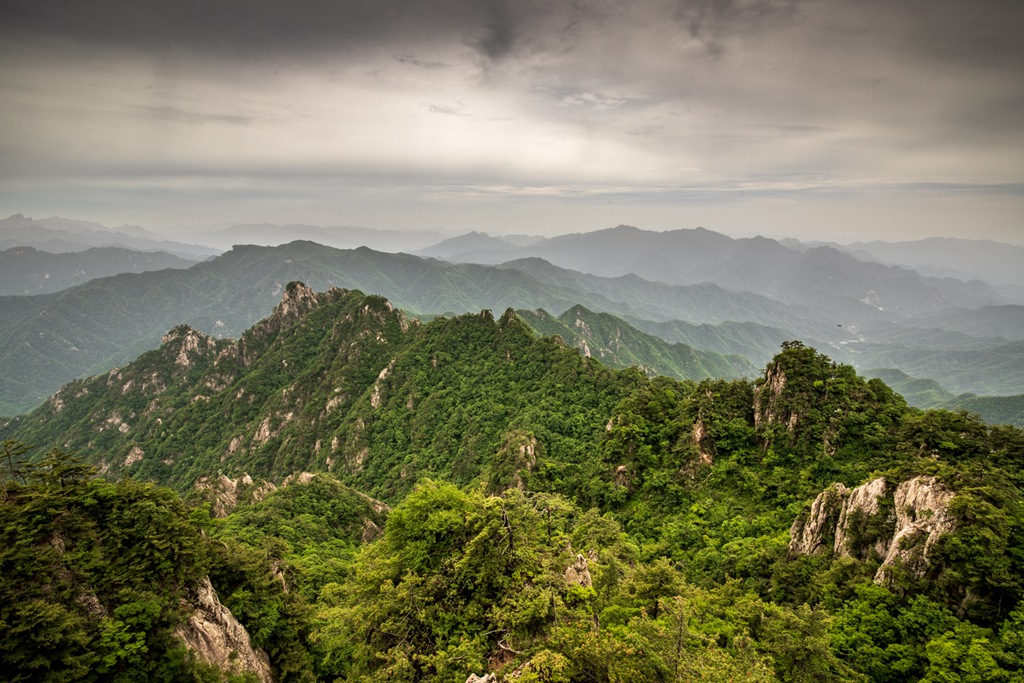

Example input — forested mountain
[0,246,198,295]
[517,305,756,381]
[2,234,1020,421]
[3,283,1023,682]
[421,225,1000,314]
[0,242,849,416]
[866,368,1024,427]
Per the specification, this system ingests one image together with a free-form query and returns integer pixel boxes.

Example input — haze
[2,0,1022,244]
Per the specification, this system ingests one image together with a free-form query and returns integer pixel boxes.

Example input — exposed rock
[875,476,955,584]
[362,518,383,542]
[564,553,593,588]
[281,471,316,487]
[123,445,145,467]
[692,417,713,467]
[788,483,847,556]
[834,478,890,558]
[240,284,347,367]
[753,365,788,431]
[791,476,956,585]
[495,431,538,491]
[252,416,274,447]
[162,325,217,369]
[251,481,278,503]
[466,675,497,683]
[355,490,391,516]
[371,360,396,409]
[194,473,240,518]
[275,281,320,321]
[75,588,107,618]
[176,576,274,683]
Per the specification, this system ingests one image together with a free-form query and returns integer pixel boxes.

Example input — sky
[1,0,1023,244]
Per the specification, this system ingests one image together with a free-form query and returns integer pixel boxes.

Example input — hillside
[3,284,1024,682]
[2,238,1021,422]
[0,242,846,416]
[423,225,1002,314]
[866,368,1024,427]
[517,304,756,381]
[0,246,198,295]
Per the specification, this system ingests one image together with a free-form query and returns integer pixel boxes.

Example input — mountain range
[0,241,851,416]
[3,280,1024,683]
[0,245,198,296]
[417,225,1004,314]
[0,213,218,260]
[2,219,1023,425]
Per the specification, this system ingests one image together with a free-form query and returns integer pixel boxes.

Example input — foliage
[3,288,1024,682]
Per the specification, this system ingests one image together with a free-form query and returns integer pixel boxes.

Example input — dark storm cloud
[2,0,1023,240]
[6,0,1024,76]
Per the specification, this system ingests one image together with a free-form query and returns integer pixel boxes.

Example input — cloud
[427,103,469,117]
[396,55,448,70]
[134,106,255,126]
[1,0,1022,240]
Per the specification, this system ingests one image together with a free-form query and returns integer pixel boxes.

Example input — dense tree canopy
[3,290,1024,682]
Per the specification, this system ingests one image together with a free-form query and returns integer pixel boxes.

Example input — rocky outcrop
[788,483,848,556]
[194,473,243,517]
[875,476,955,584]
[239,283,348,366]
[834,477,890,558]
[692,417,714,467]
[176,576,274,683]
[564,553,593,588]
[753,364,791,432]
[790,476,956,585]
[162,325,220,369]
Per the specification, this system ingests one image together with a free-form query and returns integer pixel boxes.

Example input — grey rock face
[176,576,274,683]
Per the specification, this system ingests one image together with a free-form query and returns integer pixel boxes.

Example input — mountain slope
[426,225,1001,314]
[0,242,845,416]
[4,285,1024,682]
[517,305,756,381]
[1,284,636,499]
[0,246,198,295]
[2,238,1019,418]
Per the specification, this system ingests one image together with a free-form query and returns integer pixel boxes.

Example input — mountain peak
[276,281,321,320]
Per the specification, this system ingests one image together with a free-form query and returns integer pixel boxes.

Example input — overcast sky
[1,0,1022,243]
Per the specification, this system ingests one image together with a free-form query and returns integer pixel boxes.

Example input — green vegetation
[3,285,1024,681]
[517,305,755,382]
[866,368,1024,427]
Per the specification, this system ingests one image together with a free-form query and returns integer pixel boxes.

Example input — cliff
[789,475,955,584]
[176,576,274,683]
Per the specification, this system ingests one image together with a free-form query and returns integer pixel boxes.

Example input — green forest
[2,284,1023,682]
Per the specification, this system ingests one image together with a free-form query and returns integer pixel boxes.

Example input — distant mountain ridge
[0,245,198,295]
[176,221,452,253]
[0,213,219,259]
[0,241,855,416]
[2,238,1020,417]
[419,225,1002,316]
[847,236,1024,288]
